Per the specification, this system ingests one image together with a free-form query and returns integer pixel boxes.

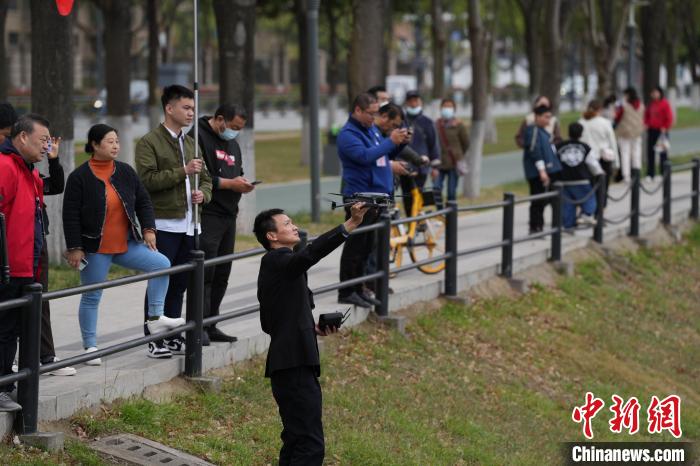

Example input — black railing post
[17,283,42,434]
[662,160,672,225]
[185,250,205,377]
[594,174,606,243]
[550,184,562,261]
[500,192,515,278]
[374,212,391,317]
[691,158,699,220]
[630,168,640,237]
[443,200,458,297]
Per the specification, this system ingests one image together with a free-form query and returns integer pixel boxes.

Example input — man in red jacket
[0,114,52,411]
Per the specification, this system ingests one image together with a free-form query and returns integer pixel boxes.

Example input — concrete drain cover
[91,433,215,465]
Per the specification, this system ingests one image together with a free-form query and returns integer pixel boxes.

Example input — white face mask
[441,107,455,119]
[406,106,422,116]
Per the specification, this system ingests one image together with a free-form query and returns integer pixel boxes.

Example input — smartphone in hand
[251,180,262,185]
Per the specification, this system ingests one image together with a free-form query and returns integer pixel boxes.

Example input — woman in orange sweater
[63,124,182,364]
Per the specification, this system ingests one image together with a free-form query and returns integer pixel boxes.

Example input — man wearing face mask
[190,103,254,345]
[402,90,440,215]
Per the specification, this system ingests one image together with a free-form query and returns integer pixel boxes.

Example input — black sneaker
[164,336,186,355]
[339,292,372,308]
[147,341,172,359]
[0,392,21,412]
[202,330,210,347]
[360,292,382,306]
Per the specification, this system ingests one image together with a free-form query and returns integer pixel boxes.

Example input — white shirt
[579,116,619,168]
[154,124,200,236]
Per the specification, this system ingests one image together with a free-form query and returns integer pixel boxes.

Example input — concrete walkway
[29,168,696,423]
[256,127,700,213]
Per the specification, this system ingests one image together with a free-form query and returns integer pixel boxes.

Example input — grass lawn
[5,224,698,464]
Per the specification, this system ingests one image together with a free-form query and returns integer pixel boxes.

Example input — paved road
[256,126,700,213]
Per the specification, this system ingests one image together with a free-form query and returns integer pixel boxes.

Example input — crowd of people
[0,82,678,463]
[520,86,674,233]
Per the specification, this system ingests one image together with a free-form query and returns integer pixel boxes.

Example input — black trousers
[646,128,668,179]
[527,176,548,232]
[143,231,194,335]
[0,277,33,392]
[599,160,614,210]
[338,205,380,298]
[270,366,324,466]
[200,213,236,323]
[39,244,55,363]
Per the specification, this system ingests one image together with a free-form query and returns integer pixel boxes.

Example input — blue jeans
[563,183,597,228]
[435,169,460,202]
[79,241,170,348]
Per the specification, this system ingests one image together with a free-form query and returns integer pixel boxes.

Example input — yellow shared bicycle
[390,182,446,274]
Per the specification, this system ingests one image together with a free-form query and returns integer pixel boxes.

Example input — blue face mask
[406,106,422,116]
[220,128,239,141]
[441,107,455,119]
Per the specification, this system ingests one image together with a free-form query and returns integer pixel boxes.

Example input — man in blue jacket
[336,93,408,308]
[523,105,562,234]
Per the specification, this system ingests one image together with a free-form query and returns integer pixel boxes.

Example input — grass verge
[9,224,699,465]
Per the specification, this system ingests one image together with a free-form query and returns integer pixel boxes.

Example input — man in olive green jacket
[135,84,212,359]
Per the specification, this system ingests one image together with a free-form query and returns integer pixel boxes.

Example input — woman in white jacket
[579,100,619,209]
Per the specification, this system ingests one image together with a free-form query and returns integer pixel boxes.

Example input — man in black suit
[254,202,368,466]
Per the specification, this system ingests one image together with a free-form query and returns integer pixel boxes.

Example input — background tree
[465,0,490,198]
[639,0,666,103]
[515,0,545,99]
[146,0,160,129]
[663,0,680,108]
[30,0,74,264]
[431,0,446,100]
[322,0,349,132]
[539,0,575,113]
[93,0,134,166]
[213,0,257,234]
[584,0,631,99]
[0,0,9,101]
[681,0,700,109]
[347,0,386,105]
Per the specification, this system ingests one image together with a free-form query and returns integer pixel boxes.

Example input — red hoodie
[644,98,673,131]
[0,148,44,279]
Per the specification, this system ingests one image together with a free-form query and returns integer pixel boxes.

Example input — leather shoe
[339,292,372,308]
[207,327,238,343]
[202,330,210,346]
[361,292,382,306]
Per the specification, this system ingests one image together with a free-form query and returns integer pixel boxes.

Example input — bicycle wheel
[408,214,446,274]
[390,225,406,276]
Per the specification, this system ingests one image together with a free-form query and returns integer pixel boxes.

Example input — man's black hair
[254,208,285,250]
[378,102,404,121]
[533,104,551,116]
[214,103,248,122]
[568,122,583,140]
[351,93,377,112]
[367,85,387,98]
[161,84,194,110]
[11,113,50,139]
[0,102,18,129]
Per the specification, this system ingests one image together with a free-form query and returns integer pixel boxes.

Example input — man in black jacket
[190,104,254,345]
[254,202,368,466]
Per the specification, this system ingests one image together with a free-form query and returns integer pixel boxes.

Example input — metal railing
[1,159,698,435]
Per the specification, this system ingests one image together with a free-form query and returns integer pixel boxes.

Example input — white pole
[193,0,200,249]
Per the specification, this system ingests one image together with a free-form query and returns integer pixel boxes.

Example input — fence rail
[1,159,698,435]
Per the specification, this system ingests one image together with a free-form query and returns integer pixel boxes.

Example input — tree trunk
[640,0,666,104]
[431,0,446,100]
[681,1,700,108]
[347,0,386,105]
[0,0,9,101]
[540,0,563,113]
[517,0,543,98]
[30,0,74,265]
[465,0,488,198]
[324,0,340,131]
[585,0,630,99]
[213,0,256,235]
[295,0,311,166]
[147,0,160,130]
[94,0,134,166]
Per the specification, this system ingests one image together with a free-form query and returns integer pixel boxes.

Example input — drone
[327,192,396,210]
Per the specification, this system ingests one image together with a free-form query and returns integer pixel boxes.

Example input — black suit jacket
[258,225,347,377]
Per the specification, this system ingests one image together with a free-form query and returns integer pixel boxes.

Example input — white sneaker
[644,176,653,184]
[146,316,186,335]
[578,214,597,226]
[11,361,17,373]
[147,341,172,359]
[84,347,102,366]
[44,357,77,376]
